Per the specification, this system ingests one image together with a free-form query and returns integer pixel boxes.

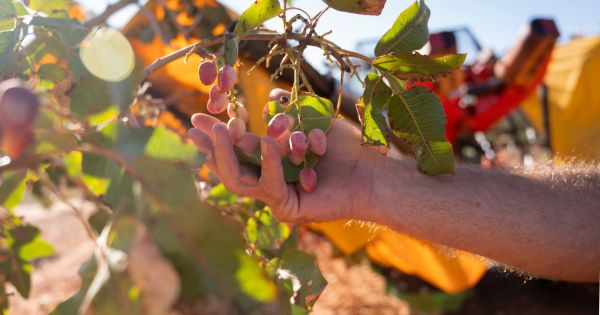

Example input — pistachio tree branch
[142,32,374,80]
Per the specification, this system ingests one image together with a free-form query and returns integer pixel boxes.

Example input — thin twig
[84,0,137,28]
[38,173,98,242]
[336,69,345,117]
[138,4,169,44]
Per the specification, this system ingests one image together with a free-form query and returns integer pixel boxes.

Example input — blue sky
[84,0,600,60]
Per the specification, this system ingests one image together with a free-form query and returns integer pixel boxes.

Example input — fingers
[259,137,287,197]
[188,128,212,153]
[191,113,221,136]
[212,123,259,192]
[236,133,260,155]
[188,128,218,172]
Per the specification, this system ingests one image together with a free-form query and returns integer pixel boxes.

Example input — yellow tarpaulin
[310,221,488,293]
[522,35,600,160]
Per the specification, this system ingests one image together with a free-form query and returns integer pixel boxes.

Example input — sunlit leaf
[387,84,454,174]
[234,0,281,39]
[144,126,200,164]
[0,171,27,209]
[361,73,454,174]
[64,151,111,196]
[373,52,466,81]
[38,63,69,90]
[18,234,54,261]
[285,94,335,133]
[11,1,28,17]
[278,249,326,310]
[323,0,386,15]
[207,183,238,206]
[0,0,16,32]
[225,35,238,66]
[246,208,290,251]
[281,153,319,183]
[28,0,72,15]
[374,0,430,56]
[236,253,277,302]
[361,72,391,150]
[6,225,53,298]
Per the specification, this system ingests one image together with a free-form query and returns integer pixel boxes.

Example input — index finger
[191,113,222,136]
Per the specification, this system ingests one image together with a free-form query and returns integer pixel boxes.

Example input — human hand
[188,113,386,223]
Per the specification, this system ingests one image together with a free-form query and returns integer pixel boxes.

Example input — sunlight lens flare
[80,27,135,82]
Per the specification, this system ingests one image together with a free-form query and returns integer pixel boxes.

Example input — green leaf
[323,0,386,15]
[225,35,238,66]
[374,0,430,56]
[6,225,52,298]
[263,99,287,122]
[0,18,15,32]
[373,52,466,81]
[82,153,120,179]
[235,253,277,303]
[246,208,290,251]
[116,125,153,160]
[69,75,114,117]
[18,234,54,261]
[0,0,16,31]
[28,0,72,15]
[6,263,30,298]
[207,183,238,206]
[234,0,281,39]
[0,30,13,54]
[278,249,326,310]
[28,16,86,30]
[281,153,319,183]
[65,151,111,196]
[361,72,391,150]
[0,0,15,18]
[144,126,200,164]
[285,94,335,133]
[0,171,27,209]
[0,283,9,314]
[387,85,455,175]
[12,1,28,17]
[39,63,69,83]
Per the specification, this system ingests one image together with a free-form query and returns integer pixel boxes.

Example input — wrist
[350,152,418,224]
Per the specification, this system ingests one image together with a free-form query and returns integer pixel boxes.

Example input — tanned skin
[188,114,600,282]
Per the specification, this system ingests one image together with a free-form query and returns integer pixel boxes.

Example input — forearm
[365,158,600,282]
